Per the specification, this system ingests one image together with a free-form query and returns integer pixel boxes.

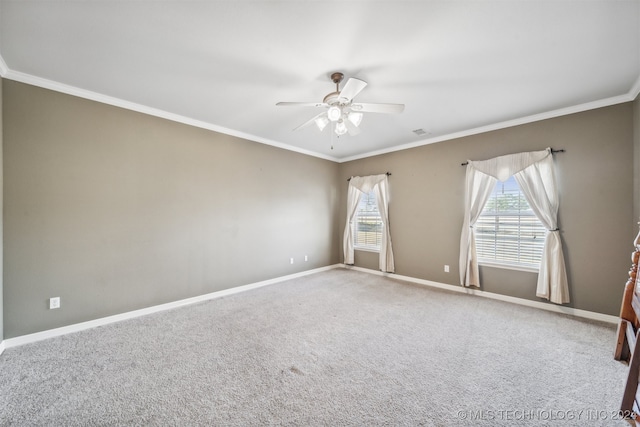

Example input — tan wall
[3,80,341,338]
[339,103,634,315]
[2,77,635,339]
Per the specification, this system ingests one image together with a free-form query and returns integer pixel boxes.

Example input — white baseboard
[3,264,342,350]
[3,263,617,352]
[342,264,619,324]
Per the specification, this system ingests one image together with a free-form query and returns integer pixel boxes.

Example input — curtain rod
[347,172,392,181]
[460,149,565,166]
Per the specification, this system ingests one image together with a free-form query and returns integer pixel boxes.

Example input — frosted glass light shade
[327,106,341,122]
[335,120,348,135]
[348,112,363,127]
[315,116,329,131]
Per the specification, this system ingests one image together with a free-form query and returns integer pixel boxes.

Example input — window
[354,190,382,251]
[475,176,546,270]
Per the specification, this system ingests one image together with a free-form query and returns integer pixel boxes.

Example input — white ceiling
[1,1,639,162]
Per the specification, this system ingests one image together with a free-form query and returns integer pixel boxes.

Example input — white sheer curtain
[343,174,395,273]
[459,148,569,304]
[458,168,497,287]
[343,184,364,265]
[373,176,395,273]
[514,156,570,303]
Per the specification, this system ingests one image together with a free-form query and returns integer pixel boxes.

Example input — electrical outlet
[290,258,294,264]
[305,255,308,262]
[444,265,450,273]
[49,297,60,309]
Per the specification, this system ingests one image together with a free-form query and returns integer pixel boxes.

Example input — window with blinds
[355,190,382,251]
[475,176,545,269]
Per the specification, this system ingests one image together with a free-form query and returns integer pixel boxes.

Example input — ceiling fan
[276,72,404,136]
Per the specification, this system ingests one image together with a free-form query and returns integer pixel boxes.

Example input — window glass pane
[476,176,545,268]
[355,191,382,250]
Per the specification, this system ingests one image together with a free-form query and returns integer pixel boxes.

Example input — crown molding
[0,54,8,77]
[338,89,638,163]
[1,58,638,164]
[2,68,340,163]
[631,73,640,101]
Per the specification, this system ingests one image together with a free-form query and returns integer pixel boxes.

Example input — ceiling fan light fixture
[327,106,341,122]
[335,120,348,136]
[276,72,404,142]
[347,112,363,127]
[315,116,329,131]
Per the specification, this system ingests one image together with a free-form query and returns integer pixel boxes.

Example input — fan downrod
[330,72,344,90]
[323,72,345,104]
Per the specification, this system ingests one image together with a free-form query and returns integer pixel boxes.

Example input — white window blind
[475,176,546,269]
[355,190,382,250]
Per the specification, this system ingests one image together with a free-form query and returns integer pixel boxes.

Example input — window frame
[475,177,546,273]
[353,190,383,253]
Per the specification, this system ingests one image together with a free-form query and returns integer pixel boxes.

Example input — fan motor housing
[323,92,341,105]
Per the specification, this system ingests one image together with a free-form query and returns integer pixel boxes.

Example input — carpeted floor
[0,268,630,426]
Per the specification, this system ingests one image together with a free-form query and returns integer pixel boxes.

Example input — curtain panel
[459,148,569,304]
[458,168,497,287]
[343,174,395,273]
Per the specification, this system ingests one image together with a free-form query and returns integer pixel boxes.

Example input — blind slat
[355,191,382,249]
[476,177,544,267]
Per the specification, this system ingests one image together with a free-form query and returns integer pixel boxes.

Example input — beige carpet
[0,268,629,426]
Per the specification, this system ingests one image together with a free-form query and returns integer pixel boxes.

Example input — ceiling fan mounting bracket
[330,72,344,85]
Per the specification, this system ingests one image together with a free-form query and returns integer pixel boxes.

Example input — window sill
[355,247,380,253]
[478,260,539,273]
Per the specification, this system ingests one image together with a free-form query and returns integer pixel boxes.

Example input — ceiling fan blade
[276,102,328,108]
[338,78,367,103]
[344,119,361,136]
[293,112,327,131]
[351,103,405,114]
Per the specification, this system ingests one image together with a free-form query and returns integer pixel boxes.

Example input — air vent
[412,128,428,136]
